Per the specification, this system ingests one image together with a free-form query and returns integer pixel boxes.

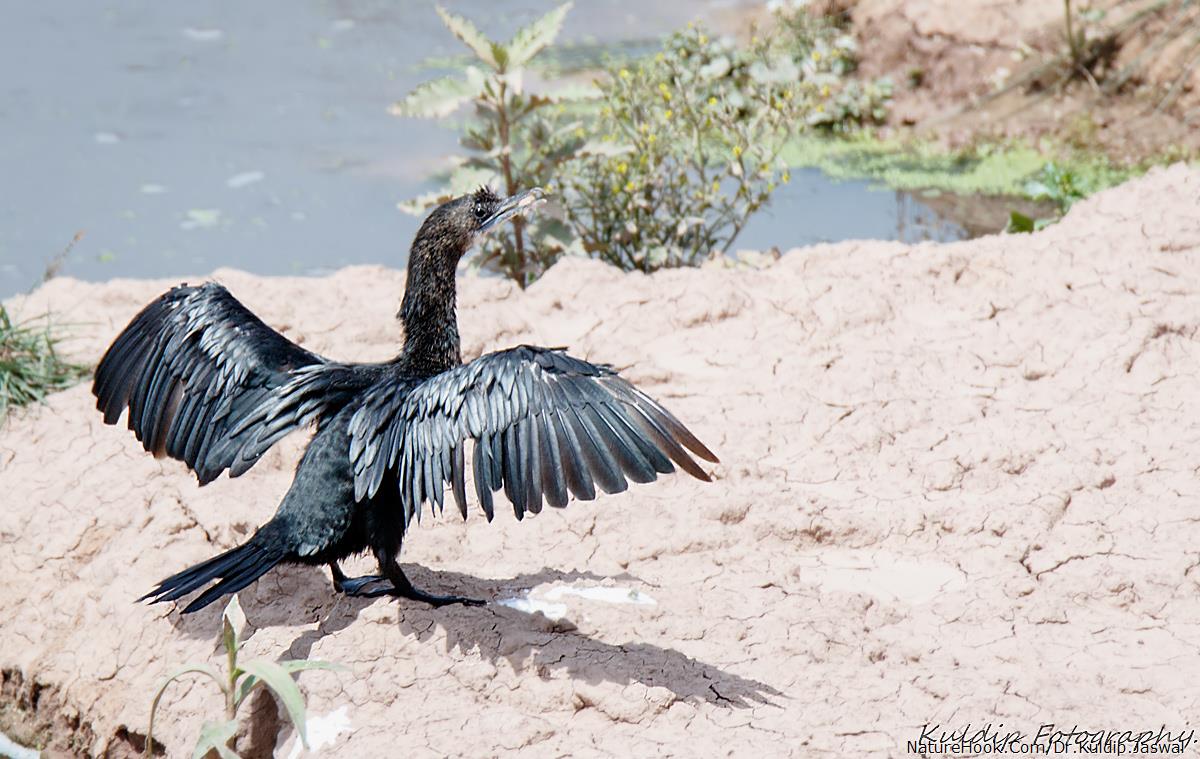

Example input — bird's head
[411,186,546,266]
[400,185,546,364]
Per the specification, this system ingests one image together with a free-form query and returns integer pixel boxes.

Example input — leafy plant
[774,5,892,131]
[1007,161,1096,233]
[1024,161,1090,211]
[1005,210,1051,234]
[0,304,89,424]
[392,3,587,287]
[556,25,808,270]
[145,595,341,758]
[554,7,890,271]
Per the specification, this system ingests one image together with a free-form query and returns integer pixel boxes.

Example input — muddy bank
[852,0,1200,161]
[1,165,1199,756]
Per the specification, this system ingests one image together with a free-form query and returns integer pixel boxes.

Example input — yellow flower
[782,89,792,100]
[811,50,822,62]
[708,96,717,106]
[698,34,708,45]
[647,134,657,144]
[574,127,585,138]
[687,21,694,29]
[612,185,621,194]
[625,181,636,193]
[781,171,791,184]
[732,145,742,158]
[816,104,825,113]
[711,180,720,193]
[664,109,673,119]
[820,85,830,98]
[751,35,759,45]
[616,161,628,174]
[656,52,665,63]
[619,68,631,79]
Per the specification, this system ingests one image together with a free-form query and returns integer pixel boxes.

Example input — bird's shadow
[164,565,783,710]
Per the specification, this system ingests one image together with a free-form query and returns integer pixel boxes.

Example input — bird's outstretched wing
[348,345,718,526]
[93,282,377,484]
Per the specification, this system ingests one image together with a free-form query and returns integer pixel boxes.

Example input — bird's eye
[472,203,488,222]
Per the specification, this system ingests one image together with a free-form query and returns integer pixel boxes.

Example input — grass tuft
[0,303,90,424]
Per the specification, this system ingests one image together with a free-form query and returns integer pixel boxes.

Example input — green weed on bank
[0,303,89,424]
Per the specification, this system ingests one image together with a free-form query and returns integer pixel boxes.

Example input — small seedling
[145,595,342,757]
[1024,161,1088,211]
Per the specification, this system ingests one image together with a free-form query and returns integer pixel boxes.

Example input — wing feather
[451,445,468,519]
[94,283,380,484]
[589,400,659,484]
[550,407,595,501]
[473,434,495,521]
[348,345,717,524]
[537,413,568,509]
[503,424,524,519]
[524,415,544,515]
[565,404,627,495]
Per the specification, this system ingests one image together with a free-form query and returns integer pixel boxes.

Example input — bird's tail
[140,527,288,614]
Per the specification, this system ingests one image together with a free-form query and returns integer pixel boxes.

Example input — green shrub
[1007,160,1114,233]
[774,7,892,131]
[556,25,807,270]
[1024,161,1091,211]
[0,304,89,424]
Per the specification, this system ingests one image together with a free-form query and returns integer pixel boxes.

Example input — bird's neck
[397,250,462,376]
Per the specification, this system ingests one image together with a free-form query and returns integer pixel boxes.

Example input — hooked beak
[478,187,547,233]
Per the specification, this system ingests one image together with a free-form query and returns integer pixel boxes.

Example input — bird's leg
[329,562,388,596]
[379,559,486,608]
[350,557,487,610]
[334,544,484,605]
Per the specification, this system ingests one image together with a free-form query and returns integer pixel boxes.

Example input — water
[0,0,974,301]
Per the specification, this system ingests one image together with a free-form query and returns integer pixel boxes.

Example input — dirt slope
[1,164,1199,756]
[853,0,1200,160]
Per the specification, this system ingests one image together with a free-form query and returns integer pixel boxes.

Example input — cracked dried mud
[2,165,1199,756]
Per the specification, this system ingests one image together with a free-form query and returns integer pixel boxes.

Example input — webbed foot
[334,574,391,596]
[385,562,486,607]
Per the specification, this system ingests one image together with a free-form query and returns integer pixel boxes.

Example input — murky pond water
[0,0,978,301]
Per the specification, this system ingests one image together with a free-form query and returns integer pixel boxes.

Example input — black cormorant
[92,187,718,612]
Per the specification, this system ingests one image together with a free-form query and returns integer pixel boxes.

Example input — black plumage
[93,186,719,613]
